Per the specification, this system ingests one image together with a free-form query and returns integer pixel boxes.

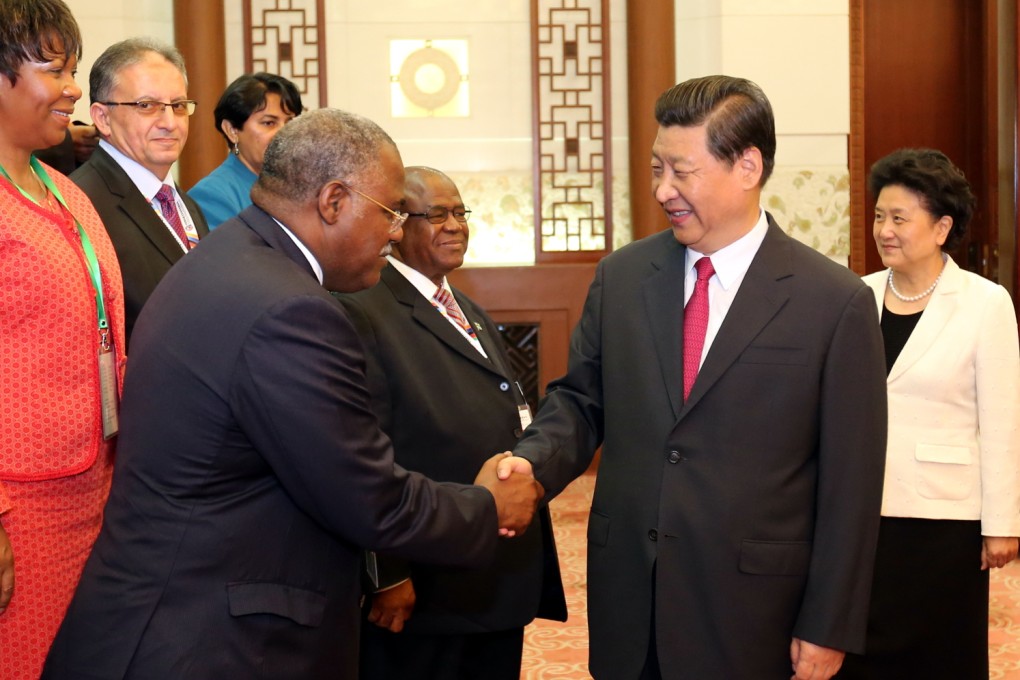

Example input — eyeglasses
[338,181,408,232]
[406,206,472,225]
[100,99,197,117]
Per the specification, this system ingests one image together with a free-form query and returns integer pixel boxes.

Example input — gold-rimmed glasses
[337,181,407,232]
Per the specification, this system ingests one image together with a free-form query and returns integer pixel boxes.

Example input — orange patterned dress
[0,164,126,679]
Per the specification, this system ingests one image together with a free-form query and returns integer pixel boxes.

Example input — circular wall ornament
[398,46,462,111]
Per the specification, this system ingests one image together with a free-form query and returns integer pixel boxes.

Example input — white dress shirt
[684,209,769,369]
[388,256,487,358]
[99,139,197,252]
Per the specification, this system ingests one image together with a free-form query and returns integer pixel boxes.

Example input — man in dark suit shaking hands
[42,109,542,680]
[500,75,888,679]
[339,167,567,680]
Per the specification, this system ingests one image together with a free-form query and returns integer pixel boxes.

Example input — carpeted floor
[524,472,1020,679]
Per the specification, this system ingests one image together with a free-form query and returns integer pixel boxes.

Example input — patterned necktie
[683,257,715,401]
[155,184,191,250]
[433,286,470,331]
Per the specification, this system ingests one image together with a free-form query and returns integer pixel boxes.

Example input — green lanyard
[0,157,110,333]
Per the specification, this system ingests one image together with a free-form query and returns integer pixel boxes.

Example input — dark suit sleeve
[336,295,413,588]
[794,284,887,652]
[232,293,500,566]
[514,262,606,499]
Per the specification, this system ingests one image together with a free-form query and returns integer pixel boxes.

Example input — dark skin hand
[367,578,416,632]
[474,452,544,537]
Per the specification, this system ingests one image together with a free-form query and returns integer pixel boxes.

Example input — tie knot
[155,184,174,203]
[694,257,715,281]
[434,287,453,306]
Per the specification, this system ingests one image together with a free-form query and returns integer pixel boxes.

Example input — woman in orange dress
[0,1,126,677]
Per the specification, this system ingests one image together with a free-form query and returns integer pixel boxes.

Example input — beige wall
[677,0,851,263]
[63,0,850,264]
[64,0,175,117]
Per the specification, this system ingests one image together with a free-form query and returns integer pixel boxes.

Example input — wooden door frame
[850,0,1019,306]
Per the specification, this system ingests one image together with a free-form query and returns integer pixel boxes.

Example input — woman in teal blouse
[188,73,302,229]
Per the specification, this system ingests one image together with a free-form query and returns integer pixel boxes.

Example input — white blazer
[864,256,1020,536]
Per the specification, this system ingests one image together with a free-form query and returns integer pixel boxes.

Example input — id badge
[98,344,119,439]
[518,404,533,430]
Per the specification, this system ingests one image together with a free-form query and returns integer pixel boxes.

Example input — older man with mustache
[339,167,567,680]
[43,111,542,680]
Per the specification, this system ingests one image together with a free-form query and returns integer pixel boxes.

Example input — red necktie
[155,184,191,250]
[683,257,715,401]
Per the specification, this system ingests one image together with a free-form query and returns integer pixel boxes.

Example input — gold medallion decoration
[398,45,462,111]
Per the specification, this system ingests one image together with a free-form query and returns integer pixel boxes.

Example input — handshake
[474,452,544,538]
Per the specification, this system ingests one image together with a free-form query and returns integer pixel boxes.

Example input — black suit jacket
[71,145,209,344]
[42,207,500,680]
[514,217,888,679]
[339,264,566,636]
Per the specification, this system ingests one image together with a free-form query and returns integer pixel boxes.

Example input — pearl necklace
[887,267,943,302]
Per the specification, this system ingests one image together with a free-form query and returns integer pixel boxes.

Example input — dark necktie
[155,184,191,250]
[683,257,715,401]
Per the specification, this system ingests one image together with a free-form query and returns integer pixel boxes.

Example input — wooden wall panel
[853,0,996,277]
[174,0,226,191]
[448,264,595,397]
[626,0,675,242]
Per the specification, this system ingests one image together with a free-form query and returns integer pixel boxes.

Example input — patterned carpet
[523,473,1020,679]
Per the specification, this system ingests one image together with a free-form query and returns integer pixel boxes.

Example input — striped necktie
[433,286,470,331]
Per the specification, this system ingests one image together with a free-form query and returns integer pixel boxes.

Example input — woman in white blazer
[838,149,1020,679]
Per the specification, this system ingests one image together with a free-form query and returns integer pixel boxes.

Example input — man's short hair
[90,37,188,104]
[655,75,776,186]
[256,108,395,204]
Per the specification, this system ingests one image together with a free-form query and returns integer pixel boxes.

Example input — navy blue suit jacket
[43,206,499,679]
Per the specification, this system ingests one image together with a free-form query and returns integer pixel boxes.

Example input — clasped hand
[474,452,543,537]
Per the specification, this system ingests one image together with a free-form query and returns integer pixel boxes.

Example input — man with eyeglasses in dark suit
[338,166,567,680]
[71,37,209,345]
[43,112,543,680]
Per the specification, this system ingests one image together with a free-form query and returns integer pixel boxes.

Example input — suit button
[499,382,510,392]
[648,529,658,541]
[513,428,523,438]
[668,450,681,464]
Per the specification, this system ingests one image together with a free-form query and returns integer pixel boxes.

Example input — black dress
[837,306,988,679]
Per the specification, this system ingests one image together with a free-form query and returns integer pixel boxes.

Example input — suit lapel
[91,147,189,265]
[681,221,792,414]
[887,257,961,383]
[382,265,505,377]
[238,205,318,279]
[461,296,507,369]
[642,234,687,420]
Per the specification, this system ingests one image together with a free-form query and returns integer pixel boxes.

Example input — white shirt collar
[272,217,324,284]
[99,139,174,200]
[387,255,449,299]
[685,209,769,290]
